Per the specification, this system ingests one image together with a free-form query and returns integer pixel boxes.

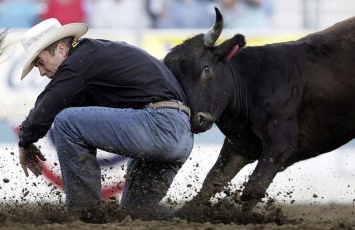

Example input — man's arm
[19,66,87,176]
[18,66,87,147]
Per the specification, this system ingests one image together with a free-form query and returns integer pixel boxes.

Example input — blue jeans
[53,105,193,220]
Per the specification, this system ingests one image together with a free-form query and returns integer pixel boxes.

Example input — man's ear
[56,42,69,57]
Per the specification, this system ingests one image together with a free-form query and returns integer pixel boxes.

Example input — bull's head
[164,7,246,133]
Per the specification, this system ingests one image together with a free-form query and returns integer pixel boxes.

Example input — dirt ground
[1,201,355,230]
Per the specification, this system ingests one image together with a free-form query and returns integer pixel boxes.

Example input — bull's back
[300,16,355,73]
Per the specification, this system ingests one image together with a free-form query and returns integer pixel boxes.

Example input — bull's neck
[217,61,248,125]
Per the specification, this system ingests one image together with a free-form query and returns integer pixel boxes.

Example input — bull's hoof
[174,201,212,222]
[0,211,6,223]
[208,197,260,224]
[237,211,265,224]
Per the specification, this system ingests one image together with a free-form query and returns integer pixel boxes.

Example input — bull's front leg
[192,138,251,204]
[240,157,281,212]
[241,120,299,212]
[177,134,259,219]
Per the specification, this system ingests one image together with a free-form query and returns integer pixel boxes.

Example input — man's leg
[53,106,193,219]
[120,159,183,220]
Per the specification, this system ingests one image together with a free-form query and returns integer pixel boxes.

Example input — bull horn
[204,6,223,47]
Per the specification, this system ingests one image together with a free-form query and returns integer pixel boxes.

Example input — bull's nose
[191,112,214,133]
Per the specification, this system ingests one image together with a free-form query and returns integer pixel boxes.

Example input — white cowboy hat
[20,18,88,80]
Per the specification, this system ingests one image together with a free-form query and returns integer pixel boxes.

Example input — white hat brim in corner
[21,23,88,80]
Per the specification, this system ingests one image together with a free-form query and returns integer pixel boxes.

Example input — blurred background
[0,0,354,31]
[0,0,355,208]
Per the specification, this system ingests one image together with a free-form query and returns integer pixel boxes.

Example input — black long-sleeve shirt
[18,38,186,147]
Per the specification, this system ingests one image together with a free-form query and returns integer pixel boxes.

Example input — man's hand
[19,144,47,177]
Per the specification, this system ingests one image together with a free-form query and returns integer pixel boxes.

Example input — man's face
[33,44,67,79]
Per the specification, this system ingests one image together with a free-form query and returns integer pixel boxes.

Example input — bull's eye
[201,65,213,82]
[203,65,210,73]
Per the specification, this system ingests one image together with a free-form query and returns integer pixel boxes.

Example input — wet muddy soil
[1,202,355,229]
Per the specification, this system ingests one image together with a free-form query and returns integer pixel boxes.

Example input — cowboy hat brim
[21,23,88,80]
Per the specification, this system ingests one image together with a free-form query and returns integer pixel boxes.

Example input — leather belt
[144,101,190,118]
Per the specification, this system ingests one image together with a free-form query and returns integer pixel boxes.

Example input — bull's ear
[214,34,246,61]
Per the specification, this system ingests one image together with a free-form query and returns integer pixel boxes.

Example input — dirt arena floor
[1,201,355,230]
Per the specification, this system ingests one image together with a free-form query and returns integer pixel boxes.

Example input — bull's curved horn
[204,6,223,47]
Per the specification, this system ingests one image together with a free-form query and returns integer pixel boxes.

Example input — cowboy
[18,18,193,222]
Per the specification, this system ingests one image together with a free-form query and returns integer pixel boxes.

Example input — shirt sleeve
[18,65,87,147]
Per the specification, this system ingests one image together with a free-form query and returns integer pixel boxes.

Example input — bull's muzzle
[191,112,214,133]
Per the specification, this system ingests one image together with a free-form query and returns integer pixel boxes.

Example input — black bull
[164,7,355,212]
